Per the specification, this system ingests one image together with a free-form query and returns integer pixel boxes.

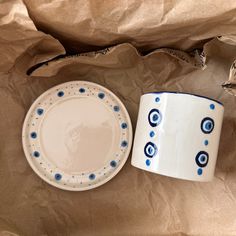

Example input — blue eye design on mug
[144,142,157,158]
[148,109,162,127]
[195,151,209,168]
[201,117,214,134]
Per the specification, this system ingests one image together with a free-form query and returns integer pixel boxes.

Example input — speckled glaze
[131,92,224,182]
[22,81,132,191]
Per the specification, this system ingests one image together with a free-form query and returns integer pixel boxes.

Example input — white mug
[131,92,224,182]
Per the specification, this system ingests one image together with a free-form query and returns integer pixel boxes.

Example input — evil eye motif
[195,151,209,168]
[98,92,105,99]
[37,108,44,115]
[148,109,162,127]
[144,142,157,158]
[33,151,40,157]
[121,141,128,147]
[55,173,62,181]
[30,132,37,139]
[57,91,64,97]
[89,174,95,180]
[79,88,85,93]
[113,106,120,112]
[201,117,214,134]
[121,123,127,129]
[110,160,117,168]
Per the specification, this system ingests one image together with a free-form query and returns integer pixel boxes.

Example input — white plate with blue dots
[22,81,132,191]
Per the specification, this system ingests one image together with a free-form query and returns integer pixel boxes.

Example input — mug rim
[145,91,223,106]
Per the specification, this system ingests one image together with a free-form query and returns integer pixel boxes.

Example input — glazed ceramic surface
[22,81,132,191]
[131,92,224,182]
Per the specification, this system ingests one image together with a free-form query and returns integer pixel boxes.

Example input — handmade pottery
[131,92,224,182]
[22,81,132,190]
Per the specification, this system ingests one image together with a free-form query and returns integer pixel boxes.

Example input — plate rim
[22,81,133,191]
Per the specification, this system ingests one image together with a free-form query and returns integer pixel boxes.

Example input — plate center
[39,96,119,174]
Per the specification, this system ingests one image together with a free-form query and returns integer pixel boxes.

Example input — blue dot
[98,92,105,99]
[204,140,209,146]
[55,173,62,181]
[89,174,95,180]
[152,114,158,121]
[148,146,153,155]
[155,97,160,102]
[210,104,215,110]
[114,106,120,112]
[146,159,151,166]
[206,122,212,130]
[37,108,44,115]
[30,132,37,139]
[200,155,206,162]
[57,91,64,97]
[33,151,40,157]
[110,160,117,168]
[121,123,127,129]
[79,88,85,93]
[121,141,128,147]
[197,168,203,175]
[149,131,155,137]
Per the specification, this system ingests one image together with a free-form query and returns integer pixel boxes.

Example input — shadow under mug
[131,92,224,182]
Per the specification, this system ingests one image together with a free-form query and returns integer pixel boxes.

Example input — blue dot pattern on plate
[146,159,151,166]
[89,174,95,180]
[37,108,44,115]
[55,173,62,181]
[33,151,40,157]
[121,141,128,147]
[113,105,120,112]
[79,88,85,93]
[30,132,37,139]
[204,140,209,146]
[121,123,127,129]
[144,142,157,158]
[23,82,132,190]
[197,168,203,175]
[195,151,209,168]
[201,117,214,134]
[57,91,64,97]
[155,97,160,102]
[149,131,155,138]
[110,160,117,168]
[148,109,162,127]
[98,92,105,99]
[210,104,215,110]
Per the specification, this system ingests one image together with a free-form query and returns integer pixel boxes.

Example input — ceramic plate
[22,81,132,191]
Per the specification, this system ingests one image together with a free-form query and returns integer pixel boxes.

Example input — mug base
[131,161,214,182]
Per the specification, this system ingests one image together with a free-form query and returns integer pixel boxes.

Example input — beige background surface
[1,0,236,235]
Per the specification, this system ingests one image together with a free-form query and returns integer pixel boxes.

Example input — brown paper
[218,36,236,96]
[23,0,236,53]
[1,0,236,235]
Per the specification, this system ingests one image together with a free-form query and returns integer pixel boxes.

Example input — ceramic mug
[131,92,224,182]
